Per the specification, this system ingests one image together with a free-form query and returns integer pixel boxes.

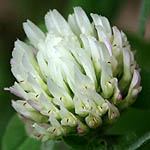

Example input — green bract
[6,7,142,141]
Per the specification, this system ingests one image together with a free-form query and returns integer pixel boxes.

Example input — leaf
[130,132,150,150]
[107,108,150,136]
[138,0,150,38]
[41,141,70,150]
[0,44,15,148]
[137,141,150,150]
[1,115,41,150]
[41,141,58,150]
[2,114,70,150]
[16,138,41,150]
[114,131,150,150]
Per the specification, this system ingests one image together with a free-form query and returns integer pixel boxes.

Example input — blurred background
[0,0,150,149]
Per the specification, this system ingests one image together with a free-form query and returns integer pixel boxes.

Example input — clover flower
[6,7,142,141]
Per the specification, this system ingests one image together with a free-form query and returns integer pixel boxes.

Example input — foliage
[138,0,150,38]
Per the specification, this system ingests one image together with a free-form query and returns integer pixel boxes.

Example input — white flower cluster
[7,7,141,141]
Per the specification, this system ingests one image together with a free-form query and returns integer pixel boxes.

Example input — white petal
[47,59,68,91]
[49,116,61,127]
[68,14,81,36]
[76,48,97,87]
[73,96,88,117]
[15,39,37,56]
[47,78,70,99]
[75,67,95,90]
[112,26,122,48]
[13,82,29,99]
[45,9,73,36]
[119,48,132,91]
[96,41,110,61]
[27,100,42,112]
[129,70,141,91]
[88,36,101,74]
[47,78,73,109]
[39,94,56,111]
[15,40,39,69]
[80,34,91,57]
[37,51,49,79]
[91,13,112,38]
[11,62,27,82]
[91,13,103,26]
[27,73,43,94]
[59,105,77,127]
[100,61,114,98]
[12,100,45,122]
[74,7,93,35]
[96,25,113,56]
[100,16,112,36]
[32,123,49,135]
[23,20,45,47]
[81,89,105,105]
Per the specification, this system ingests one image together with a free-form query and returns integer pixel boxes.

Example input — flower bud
[6,7,141,141]
[85,114,102,128]
[77,120,89,134]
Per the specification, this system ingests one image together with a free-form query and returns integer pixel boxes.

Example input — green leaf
[131,132,150,150]
[1,115,41,150]
[138,0,150,38]
[41,140,70,150]
[0,44,15,148]
[41,141,58,150]
[16,138,41,150]
[114,131,150,150]
[107,108,150,136]
[2,114,70,150]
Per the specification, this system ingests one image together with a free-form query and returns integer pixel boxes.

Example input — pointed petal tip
[4,87,9,91]
[11,99,16,106]
[73,6,82,11]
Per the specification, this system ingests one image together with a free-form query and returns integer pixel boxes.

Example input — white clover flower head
[6,7,142,141]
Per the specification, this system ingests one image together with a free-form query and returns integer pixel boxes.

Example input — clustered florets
[6,7,141,141]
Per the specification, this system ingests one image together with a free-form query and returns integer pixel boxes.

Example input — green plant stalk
[138,0,150,38]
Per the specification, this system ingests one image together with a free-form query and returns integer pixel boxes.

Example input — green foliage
[138,0,150,38]
[113,131,150,150]
[1,115,70,150]
[107,108,150,136]
[0,46,15,148]
[41,140,70,150]
[16,138,41,150]
[63,129,150,150]
[1,115,41,150]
